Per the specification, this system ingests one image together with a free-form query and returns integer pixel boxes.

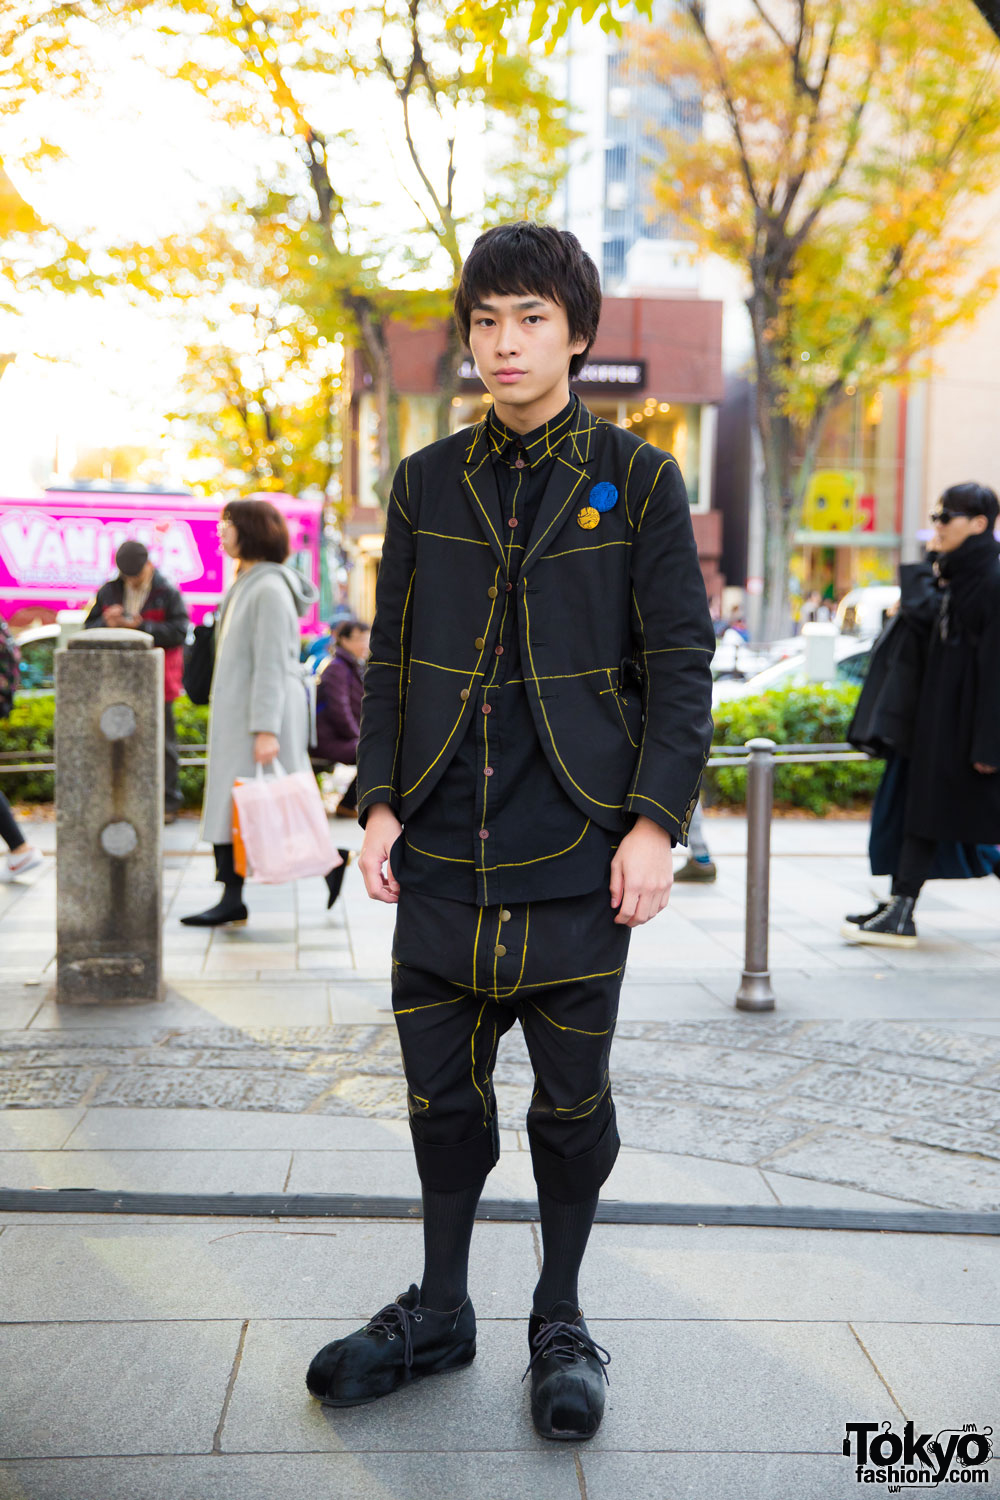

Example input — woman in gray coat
[181,499,346,926]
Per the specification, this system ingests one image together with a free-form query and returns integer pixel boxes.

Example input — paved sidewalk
[1,814,998,1497]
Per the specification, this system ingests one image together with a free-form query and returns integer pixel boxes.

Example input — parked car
[713,636,873,704]
[835,586,899,637]
[10,622,59,692]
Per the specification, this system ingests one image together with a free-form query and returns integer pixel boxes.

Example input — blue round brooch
[588,482,618,513]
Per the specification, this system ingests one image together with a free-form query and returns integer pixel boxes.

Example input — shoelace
[521,1319,611,1385]
[364,1299,423,1370]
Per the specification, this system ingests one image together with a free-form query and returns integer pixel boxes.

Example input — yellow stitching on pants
[471,907,483,993]
[528,1003,612,1037]
[554,1074,611,1119]
[395,992,469,1016]
[470,1001,491,1125]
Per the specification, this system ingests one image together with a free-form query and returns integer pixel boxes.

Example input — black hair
[454,223,602,378]
[335,618,369,642]
[940,482,999,530]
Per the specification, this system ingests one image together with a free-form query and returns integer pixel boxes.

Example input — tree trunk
[346,295,401,509]
[436,315,464,440]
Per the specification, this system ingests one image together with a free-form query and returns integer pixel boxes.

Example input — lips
[495,368,525,384]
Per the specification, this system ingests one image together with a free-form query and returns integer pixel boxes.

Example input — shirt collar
[486,395,577,471]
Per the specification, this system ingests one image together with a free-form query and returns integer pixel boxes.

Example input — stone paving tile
[0,1107,84,1150]
[0,1149,292,1193]
[0,1221,539,1321]
[0,1452,582,1500]
[851,1323,1000,1429]
[762,1171,929,1212]
[579,1452,930,1500]
[1,1319,241,1457]
[220,1316,893,1457]
[63,1108,436,1152]
[761,1131,1000,1212]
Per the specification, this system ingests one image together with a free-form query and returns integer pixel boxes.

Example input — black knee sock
[418,1178,485,1311]
[532,1190,600,1316]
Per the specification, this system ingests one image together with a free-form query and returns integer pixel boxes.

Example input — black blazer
[357,399,715,841]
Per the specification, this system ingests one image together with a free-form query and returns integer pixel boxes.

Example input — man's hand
[253,731,280,765]
[974,763,997,775]
[102,605,125,627]
[610,815,674,927]
[358,803,403,904]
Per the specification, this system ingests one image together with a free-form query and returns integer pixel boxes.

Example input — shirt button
[505,582,513,593]
[475,637,485,650]
[494,645,504,656]
[459,688,470,701]
[494,944,507,957]
[487,586,498,598]
[484,766,494,777]
[479,829,490,840]
[508,517,519,528]
[500,909,511,922]
[482,704,491,715]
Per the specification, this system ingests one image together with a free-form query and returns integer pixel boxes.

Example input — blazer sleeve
[624,455,716,842]
[248,583,292,738]
[356,460,417,826]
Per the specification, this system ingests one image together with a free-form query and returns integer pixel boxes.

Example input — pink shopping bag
[232,763,342,884]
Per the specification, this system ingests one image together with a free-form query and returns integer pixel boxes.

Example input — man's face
[467,293,587,414]
[122,562,153,586]
[931,507,987,554]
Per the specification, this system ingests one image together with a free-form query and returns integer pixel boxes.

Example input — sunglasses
[929,509,968,525]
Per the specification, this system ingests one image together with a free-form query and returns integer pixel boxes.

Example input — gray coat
[201,563,318,846]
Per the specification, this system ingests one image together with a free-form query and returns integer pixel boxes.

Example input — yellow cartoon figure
[802,470,864,532]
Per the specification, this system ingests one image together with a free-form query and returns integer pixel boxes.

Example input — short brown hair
[222,499,289,563]
[454,223,602,378]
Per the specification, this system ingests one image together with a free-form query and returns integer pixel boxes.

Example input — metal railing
[3,737,872,1017]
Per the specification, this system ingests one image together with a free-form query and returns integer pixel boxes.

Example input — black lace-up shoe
[306,1285,476,1408]
[524,1302,610,1441]
[840,898,890,935]
[843,894,917,948]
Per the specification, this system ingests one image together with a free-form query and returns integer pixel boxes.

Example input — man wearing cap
[85,541,191,822]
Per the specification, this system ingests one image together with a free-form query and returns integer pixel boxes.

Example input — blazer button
[459,689,470,701]
[475,637,485,650]
[487,586,498,598]
[494,944,507,957]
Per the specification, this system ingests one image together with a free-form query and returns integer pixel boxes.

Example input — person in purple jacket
[315,619,370,818]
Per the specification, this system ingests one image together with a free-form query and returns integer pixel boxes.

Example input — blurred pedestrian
[315,618,369,818]
[181,499,345,927]
[0,616,43,880]
[844,482,1000,947]
[800,590,832,626]
[85,540,190,823]
[673,800,717,882]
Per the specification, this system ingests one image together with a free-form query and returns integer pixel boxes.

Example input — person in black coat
[844,482,1000,946]
[314,618,369,815]
[84,541,190,820]
[305,224,715,1440]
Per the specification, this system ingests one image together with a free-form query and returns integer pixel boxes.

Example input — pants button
[500,909,511,922]
[494,944,507,957]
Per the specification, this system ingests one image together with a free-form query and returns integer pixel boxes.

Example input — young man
[306,223,715,1439]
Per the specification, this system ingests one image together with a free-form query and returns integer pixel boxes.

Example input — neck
[491,385,572,435]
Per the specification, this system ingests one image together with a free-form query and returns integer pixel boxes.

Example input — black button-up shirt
[394,396,617,906]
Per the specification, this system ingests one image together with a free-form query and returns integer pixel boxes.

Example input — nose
[495,320,522,358]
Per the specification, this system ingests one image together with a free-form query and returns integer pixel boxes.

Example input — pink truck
[0,484,324,633]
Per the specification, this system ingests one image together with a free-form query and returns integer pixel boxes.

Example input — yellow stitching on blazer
[463,469,505,557]
[540,539,632,561]
[606,668,639,749]
[627,791,681,826]
[390,569,415,794]
[403,585,499,795]
[404,838,476,865]
[487,819,592,869]
[643,646,715,655]
[520,456,589,571]
[409,659,487,677]
[415,530,490,546]
[524,590,623,811]
[637,457,678,529]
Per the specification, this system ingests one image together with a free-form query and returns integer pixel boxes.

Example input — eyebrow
[472,298,549,313]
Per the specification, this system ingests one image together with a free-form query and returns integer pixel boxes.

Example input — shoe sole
[840,925,917,948]
[534,1422,602,1442]
[312,1349,476,1408]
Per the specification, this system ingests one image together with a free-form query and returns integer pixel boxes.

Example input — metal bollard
[54,628,164,1006]
[735,737,776,1012]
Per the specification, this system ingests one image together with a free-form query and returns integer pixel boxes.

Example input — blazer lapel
[460,418,507,570]
[521,400,601,577]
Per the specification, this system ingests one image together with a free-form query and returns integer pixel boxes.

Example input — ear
[970,514,988,535]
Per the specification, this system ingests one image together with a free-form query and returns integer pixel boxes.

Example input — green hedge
[3,686,879,817]
[705,684,881,815]
[0,695,209,807]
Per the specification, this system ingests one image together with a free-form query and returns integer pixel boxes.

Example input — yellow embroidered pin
[577,506,600,530]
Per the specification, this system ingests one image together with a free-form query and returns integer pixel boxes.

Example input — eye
[474,316,495,327]
[524,315,543,324]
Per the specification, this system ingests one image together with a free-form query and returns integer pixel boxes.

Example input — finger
[627,892,655,928]
[609,859,624,908]
[615,887,638,926]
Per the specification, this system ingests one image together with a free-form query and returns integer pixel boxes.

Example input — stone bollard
[55,629,164,1005]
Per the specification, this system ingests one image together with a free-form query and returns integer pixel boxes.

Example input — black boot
[306,1285,476,1408]
[180,887,248,927]
[324,850,350,909]
[843,894,917,948]
[524,1302,610,1441]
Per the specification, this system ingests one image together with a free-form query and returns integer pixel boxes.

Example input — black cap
[115,540,149,576]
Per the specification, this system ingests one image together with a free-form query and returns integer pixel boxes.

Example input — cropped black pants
[390,885,630,1204]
